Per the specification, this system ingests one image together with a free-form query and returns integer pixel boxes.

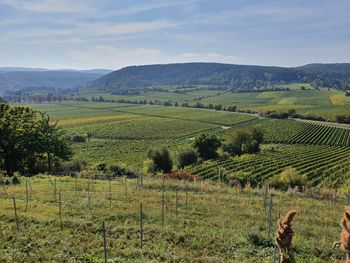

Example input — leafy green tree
[193,134,221,160]
[177,148,198,169]
[0,104,71,176]
[39,112,71,173]
[147,147,173,173]
[224,127,264,156]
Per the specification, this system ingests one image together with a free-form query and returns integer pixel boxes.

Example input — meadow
[0,175,348,262]
[81,85,350,121]
[25,102,257,167]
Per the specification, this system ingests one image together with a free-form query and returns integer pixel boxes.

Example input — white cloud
[79,20,179,36]
[2,0,92,13]
[66,46,240,69]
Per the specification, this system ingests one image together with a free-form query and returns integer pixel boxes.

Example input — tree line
[145,127,264,174]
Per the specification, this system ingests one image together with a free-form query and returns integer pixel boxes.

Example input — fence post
[268,194,273,238]
[124,176,128,199]
[12,197,19,230]
[26,178,33,191]
[102,222,107,263]
[162,180,165,230]
[108,178,112,206]
[1,184,8,196]
[348,189,350,206]
[75,177,78,192]
[25,179,29,212]
[59,191,63,231]
[185,181,188,211]
[263,185,268,212]
[140,202,144,248]
[175,186,179,222]
[54,178,57,202]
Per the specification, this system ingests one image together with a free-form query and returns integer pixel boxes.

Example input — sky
[0,0,349,70]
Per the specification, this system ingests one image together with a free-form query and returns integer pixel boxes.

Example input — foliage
[335,114,350,124]
[193,134,222,160]
[0,104,71,176]
[223,127,264,156]
[147,147,173,173]
[89,62,350,91]
[71,134,86,143]
[269,167,307,190]
[167,171,200,181]
[177,148,199,169]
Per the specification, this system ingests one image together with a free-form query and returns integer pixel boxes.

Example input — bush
[147,147,173,173]
[167,171,200,182]
[57,159,86,173]
[268,167,306,190]
[96,162,107,173]
[223,127,264,156]
[246,231,273,248]
[71,134,86,143]
[12,175,20,185]
[226,171,253,187]
[177,148,199,169]
[193,134,221,160]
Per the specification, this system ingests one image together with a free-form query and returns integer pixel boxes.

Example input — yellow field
[56,114,142,127]
[330,95,350,106]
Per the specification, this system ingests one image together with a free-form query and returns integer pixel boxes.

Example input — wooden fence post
[102,222,107,263]
[268,194,273,238]
[25,179,29,212]
[12,197,19,230]
[59,191,63,231]
[140,202,144,248]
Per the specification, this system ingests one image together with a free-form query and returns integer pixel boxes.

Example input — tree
[39,112,71,173]
[147,147,173,173]
[0,105,71,176]
[177,148,198,169]
[224,127,264,156]
[193,134,221,160]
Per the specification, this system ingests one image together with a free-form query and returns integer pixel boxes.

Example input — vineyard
[0,176,347,262]
[188,145,350,189]
[237,119,350,147]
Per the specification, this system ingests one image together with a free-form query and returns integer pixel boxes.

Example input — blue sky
[0,0,349,69]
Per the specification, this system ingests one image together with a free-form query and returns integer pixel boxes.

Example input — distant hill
[0,68,112,92]
[89,62,350,91]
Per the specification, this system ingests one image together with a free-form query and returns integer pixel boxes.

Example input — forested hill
[0,69,111,92]
[89,62,350,91]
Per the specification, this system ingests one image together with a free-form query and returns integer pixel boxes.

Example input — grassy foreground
[0,176,347,262]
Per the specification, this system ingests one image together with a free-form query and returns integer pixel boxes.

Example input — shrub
[71,134,86,143]
[246,231,273,248]
[147,147,173,173]
[167,171,200,182]
[57,159,86,173]
[177,148,199,169]
[269,167,306,190]
[96,162,107,173]
[12,175,20,185]
[226,171,253,187]
[224,127,264,156]
[193,134,221,160]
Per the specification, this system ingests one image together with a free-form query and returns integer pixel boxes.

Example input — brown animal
[340,208,350,263]
[275,210,297,263]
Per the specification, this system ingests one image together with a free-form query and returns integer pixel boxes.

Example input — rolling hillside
[89,62,350,91]
[0,68,112,92]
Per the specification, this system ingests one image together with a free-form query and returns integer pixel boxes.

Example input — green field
[80,85,350,121]
[0,176,347,262]
[24,102,257,167]
[188,144,350,189]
